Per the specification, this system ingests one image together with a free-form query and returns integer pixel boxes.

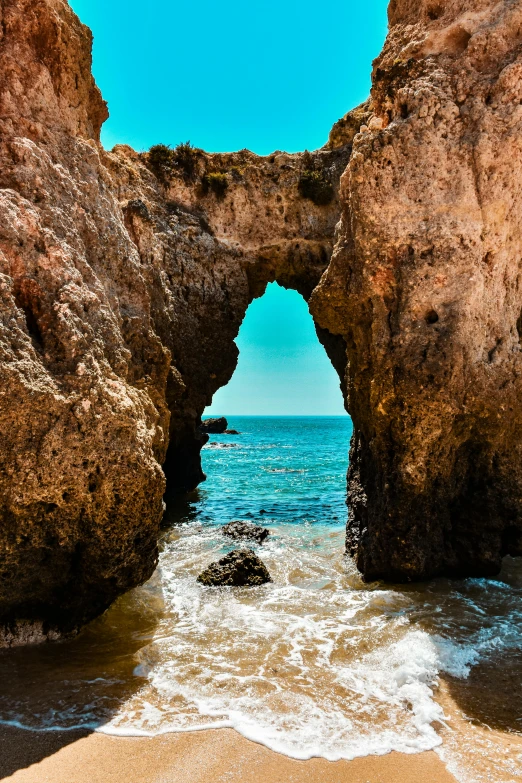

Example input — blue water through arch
[199,281,352,533]
[197,416,352,532]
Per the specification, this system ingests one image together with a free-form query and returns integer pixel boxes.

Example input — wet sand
[435,679,522,783]
[0,725,457,783]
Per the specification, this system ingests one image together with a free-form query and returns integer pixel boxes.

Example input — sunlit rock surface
[0,0,348,642]
[197,548,272,587]
[311,0,522,580]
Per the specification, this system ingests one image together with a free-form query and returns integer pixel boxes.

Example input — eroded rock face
[0,0,169,641]
[108,140,350,498]
[0,0,348,641]
[311,0,522,580]
[3,0,522,642]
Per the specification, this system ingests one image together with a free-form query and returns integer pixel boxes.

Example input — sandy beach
[3,680,522,783]
[0,725,457,783]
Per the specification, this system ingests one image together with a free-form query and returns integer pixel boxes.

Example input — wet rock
[197,549,272,587]
[222,520,269,544]
[224,429,240,435]
[199,417,228,434]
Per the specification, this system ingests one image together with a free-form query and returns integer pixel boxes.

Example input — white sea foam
[95,522,492,763]
[1,527,521,780]
[2,417,520,781]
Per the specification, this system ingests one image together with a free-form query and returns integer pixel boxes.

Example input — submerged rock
[222,520,269,544]
[197,549,272,587]
[224,429,240,435]
[199,417,228,434]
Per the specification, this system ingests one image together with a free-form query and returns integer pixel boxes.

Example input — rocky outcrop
[222,520,270,544]
[311,0,522,580]
[200,417,228,434]
[0,0,348,642]
[197,549,272,587]
[0,0,169,642]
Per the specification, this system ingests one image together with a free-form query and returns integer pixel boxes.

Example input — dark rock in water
[199,417,228,434]
[222,520,269,544]
[197,549,272,587]
[224,429,240,435]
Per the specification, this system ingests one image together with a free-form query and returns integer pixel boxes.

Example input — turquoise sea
[174,415,353,529]
[0,416,521,782]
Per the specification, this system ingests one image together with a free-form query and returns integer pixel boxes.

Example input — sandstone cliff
[2,0,522,644]
[311,0,522,580]
[0,0,349,643]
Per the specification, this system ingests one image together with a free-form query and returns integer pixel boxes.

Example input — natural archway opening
[206,282,346,417]
[197,282,352,528]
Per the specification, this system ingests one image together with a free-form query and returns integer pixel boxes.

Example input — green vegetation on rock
[202,171,229,199]
[298,169,334,206]
[146,141,199,182]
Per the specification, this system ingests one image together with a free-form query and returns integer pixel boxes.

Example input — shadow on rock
[161,489,202,529]
[222,520,270,544]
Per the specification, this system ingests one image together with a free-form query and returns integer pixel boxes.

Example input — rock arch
[0,0,358,641]
[1,0,522,643]
[119,142,353,497]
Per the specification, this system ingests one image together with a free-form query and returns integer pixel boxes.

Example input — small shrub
[202,171,229,199]
[229,165,244,182]
[147,144,174,181]
[301,150,315,171]
[146,141,199,183]
[298,170,334,206]
[173,141,198,180]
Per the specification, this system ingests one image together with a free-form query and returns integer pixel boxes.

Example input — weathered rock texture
[2,0,522,642]
[222,520,270,544]
[0,0,349,642]
[311,0,522,580]
[197,549,272,587]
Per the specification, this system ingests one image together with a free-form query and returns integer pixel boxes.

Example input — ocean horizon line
[202,413,350,418]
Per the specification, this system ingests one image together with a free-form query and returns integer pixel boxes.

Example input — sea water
[1,416,521,781]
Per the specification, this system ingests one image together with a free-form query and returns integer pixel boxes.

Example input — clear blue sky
[207,284,346,416]
[69,0,388,154]
[69,0,388,414]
